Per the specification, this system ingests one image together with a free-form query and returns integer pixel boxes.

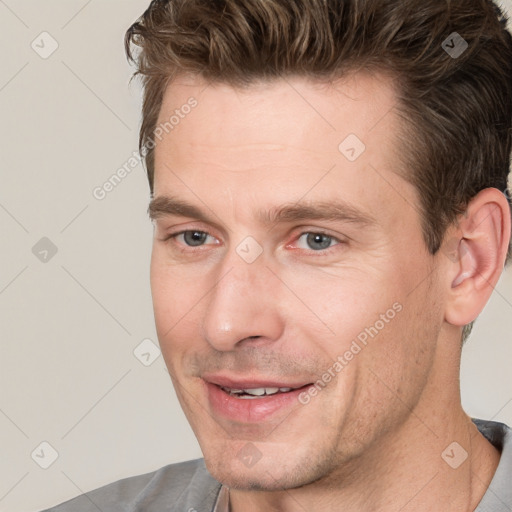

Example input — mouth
[203,376,313,423]
[219,385,299,398]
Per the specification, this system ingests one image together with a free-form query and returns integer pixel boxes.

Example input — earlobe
[445,189,511,327]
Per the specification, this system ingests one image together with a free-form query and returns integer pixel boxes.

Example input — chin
[202,444,333,492]
[207,463,303,491]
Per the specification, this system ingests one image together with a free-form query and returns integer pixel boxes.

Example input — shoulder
[474,419,512,511]
[40,458,221,512]
[473,418,512,450]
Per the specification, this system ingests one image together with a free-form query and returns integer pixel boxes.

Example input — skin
[149,73,510,511]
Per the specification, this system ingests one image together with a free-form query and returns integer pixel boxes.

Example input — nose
[201,250,284,352]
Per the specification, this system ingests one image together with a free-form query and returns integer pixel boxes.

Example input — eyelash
[160,229,345,256]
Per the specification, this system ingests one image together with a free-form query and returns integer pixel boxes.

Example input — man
[43,0,512,510]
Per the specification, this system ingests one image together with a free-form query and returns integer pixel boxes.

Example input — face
[150,74,445,490]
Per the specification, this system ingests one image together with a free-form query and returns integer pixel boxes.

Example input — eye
[295,232,341,251]
[162,229,343,255]
[169,230,217,247]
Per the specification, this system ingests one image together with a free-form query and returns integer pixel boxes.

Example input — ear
[444,188,511,327]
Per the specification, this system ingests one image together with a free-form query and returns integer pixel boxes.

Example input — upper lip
[202,374,312,390]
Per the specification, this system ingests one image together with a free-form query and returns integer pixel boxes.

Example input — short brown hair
[125,0,512,264]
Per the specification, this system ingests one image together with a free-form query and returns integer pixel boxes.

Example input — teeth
[221,386,294,397]
[244,388,268,396]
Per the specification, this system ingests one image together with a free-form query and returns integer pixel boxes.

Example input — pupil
[307,233,331,250]
[185,231,207,246]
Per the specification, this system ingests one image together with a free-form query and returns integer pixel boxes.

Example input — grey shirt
[42,419,512,512]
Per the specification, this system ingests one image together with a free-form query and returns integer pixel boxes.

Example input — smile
[203,378,313,423]
[219,386,294,398]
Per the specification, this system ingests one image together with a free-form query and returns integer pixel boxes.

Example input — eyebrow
[148,195,376,228]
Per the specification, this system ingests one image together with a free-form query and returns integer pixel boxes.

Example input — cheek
[150,248,204,329]
[280,257,439,412]
[150,251,199,371]
[278,263,404,356]
[352,273,442,411]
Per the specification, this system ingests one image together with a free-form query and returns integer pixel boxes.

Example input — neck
[229,343,500,512]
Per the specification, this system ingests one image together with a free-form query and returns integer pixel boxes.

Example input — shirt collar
[213,484,229,512]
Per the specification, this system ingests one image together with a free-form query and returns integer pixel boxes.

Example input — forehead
[155,73,399,164]
[152,73,417,232]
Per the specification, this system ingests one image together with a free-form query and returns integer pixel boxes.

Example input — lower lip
[205,382,310,423]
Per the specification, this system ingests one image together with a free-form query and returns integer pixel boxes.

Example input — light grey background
[0,1,511,511]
